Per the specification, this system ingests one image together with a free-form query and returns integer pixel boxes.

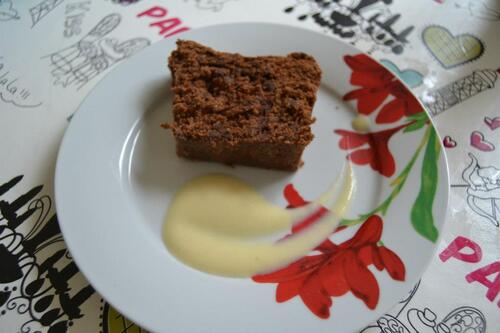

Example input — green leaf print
[410,127,440,242]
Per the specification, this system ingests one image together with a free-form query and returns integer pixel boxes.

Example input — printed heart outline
[422,25,485,69]
[443,135,457,148]
[470,131,495,152]
[380,60,424,88]
[484,116,500,131]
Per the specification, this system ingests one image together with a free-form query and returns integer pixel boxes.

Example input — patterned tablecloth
[0,0,499,332]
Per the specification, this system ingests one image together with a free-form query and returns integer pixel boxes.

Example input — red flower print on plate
[252,187,405,319]
[334,123,407,177]
[343,54,422,124]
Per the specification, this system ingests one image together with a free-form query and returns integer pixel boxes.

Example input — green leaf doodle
[410,128,440,242]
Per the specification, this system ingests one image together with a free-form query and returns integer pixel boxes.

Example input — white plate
[55,23,449,332]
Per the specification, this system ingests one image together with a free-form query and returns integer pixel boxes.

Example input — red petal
[389,83,423,117]
[343,88,368,101]
[376,98,405,124]
[370,124,407,177]
[379,246,406,281]
[336,111,406,178]
[334,130,369,150]
[369,148,395,177]
[344,54,365,71]
[252,254,327,283]
[344,54,383,72]
[344,54,370,71]
[333,226,348,234]
[276,277,306,303]
[372,246,384,271]
[292,207,328,233]
[343,86,390,115]
[320,254,350,296]
[283,184,308,208]
[315,239,338,253]
[358,90,389,115]
[343,251,379,309]
[348,148,374,166]
[358,245,373,266]
[339,215,383,249]
[344,54,395,91]
[300,273,332,319]
[404,95,423,116]
[351,72,388,88]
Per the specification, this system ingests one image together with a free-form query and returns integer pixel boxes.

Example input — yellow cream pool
[163,165,355,278]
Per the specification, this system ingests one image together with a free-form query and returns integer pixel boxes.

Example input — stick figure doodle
[455,153,500,227]
[44,14,150,90]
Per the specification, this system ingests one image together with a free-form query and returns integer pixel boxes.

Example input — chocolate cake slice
[164,40,322,171]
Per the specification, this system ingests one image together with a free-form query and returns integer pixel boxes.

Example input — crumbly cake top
[166,40,322,145]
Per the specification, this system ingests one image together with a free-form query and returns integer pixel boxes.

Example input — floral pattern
[334,124,408,177]
[252,188,405,319]
[253,52,441,319]
[337,53,441,243]
[338,54,429,178]
[343,54,422,124]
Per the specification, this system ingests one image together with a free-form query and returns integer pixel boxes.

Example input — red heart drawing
[443,135,457,148]
[470,131,495,152]
[484,116,500,131]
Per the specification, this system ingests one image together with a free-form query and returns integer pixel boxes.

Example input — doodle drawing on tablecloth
[362,279,487,333]
[30,0,65,28]
[452,153,500,227]
[44,13,150,90]
[0,0,19,21]
[0,58,43,109]
[484,116,500,131]
[380,59,423,88]
[422,25,484,69]
[470,131,495,152]
[362,281,418,333]
[406,306,486,333]
[455,0,500,21]
[443,135,457,148]
[0,175,96,332]
[63,0,91,38]
[184,0,237,11]
[109,0,143,5]
[422,68,499,117]
[283,0,414,55]
[101,300,145,333]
